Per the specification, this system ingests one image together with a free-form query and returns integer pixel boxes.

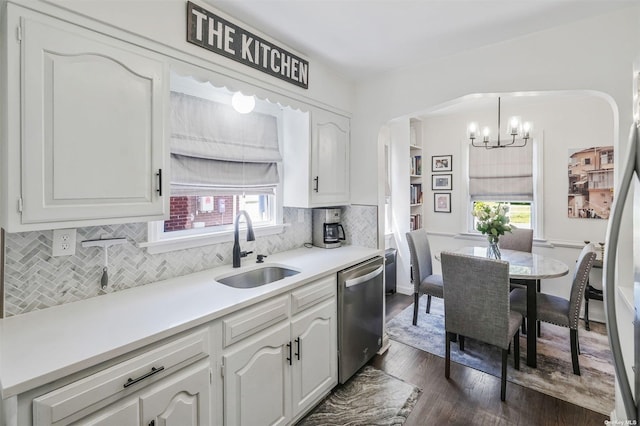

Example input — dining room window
[468,141,539,235]
[472,201,532,229]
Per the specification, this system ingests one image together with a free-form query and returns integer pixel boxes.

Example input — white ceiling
[211,0,636,80]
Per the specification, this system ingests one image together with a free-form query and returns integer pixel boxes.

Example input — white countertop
[0,245,381,399]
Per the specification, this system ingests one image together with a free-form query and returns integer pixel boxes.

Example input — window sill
[140,223,288,254]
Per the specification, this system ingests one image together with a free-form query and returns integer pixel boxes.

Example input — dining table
[445,246,570,368]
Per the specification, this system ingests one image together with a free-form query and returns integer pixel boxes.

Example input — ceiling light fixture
[467,97,531,149]
[231,91,255,114]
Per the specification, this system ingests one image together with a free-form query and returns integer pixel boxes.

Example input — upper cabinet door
[282,108,350,208]
[19,15,167,228]
[310,109,350,207]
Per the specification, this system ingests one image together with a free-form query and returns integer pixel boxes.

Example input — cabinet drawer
[291,275,336,316]
[33,328,209,425]
[223,295,289,347]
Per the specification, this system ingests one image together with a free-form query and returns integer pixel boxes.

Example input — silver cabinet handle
[603,122,639,421]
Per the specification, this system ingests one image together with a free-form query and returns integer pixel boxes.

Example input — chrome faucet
[233,210,255,268]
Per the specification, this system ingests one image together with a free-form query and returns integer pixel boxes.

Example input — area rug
[297,366,421,425]
[386,296,615,415]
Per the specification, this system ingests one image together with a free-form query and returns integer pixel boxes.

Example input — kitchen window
[467,140,542,237]
[144,74,284,253]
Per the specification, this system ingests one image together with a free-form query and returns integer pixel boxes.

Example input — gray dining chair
[441,252,523,401]
[499,226,533,253]
[509,243,597,375]
[406,229,444,326]
[498,226,539,333]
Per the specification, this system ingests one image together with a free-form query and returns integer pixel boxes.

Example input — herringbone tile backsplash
[3,206,377,316]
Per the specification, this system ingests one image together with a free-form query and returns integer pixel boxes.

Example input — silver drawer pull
[123,366,165,388]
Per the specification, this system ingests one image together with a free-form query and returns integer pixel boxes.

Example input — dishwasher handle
[344,265,384,288]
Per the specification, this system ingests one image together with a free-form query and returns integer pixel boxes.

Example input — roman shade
[468,142,533,201]
[169,91,281,195]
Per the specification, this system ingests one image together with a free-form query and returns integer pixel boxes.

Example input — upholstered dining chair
[499,226,537,334]
[441,252,523,401]
[406,229,444,326]
[509,243,597,375]
[498,226,533,253]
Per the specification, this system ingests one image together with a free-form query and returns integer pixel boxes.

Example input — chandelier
[467,97,531,149]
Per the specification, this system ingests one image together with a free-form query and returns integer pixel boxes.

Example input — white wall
[387,118,412,290]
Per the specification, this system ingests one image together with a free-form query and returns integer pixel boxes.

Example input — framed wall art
[432,155,452,172]
[567,146,614,219]
[432,174,452,190]
[434,193,451,213]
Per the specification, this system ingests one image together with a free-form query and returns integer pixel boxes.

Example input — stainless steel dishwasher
[337,256,384,383]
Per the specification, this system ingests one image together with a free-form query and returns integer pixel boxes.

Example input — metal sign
[186,1,309,89]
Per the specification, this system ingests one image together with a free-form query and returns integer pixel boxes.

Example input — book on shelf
[410,213,422,230]
[410,183,423,204]
[410,155,422,176]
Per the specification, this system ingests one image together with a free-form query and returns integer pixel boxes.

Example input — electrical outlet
[298,209,305,223]
[52,229,76,257]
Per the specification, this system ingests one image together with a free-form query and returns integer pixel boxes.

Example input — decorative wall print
[567,146,614,219]
[432,155,452,172]
[431,174,452,190]
[434,193,451,213]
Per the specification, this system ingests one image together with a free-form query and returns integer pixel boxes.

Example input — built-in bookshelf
[409,118,423,230]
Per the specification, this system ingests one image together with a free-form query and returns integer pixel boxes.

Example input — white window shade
[468,142,533,201]
[169,91,281,194]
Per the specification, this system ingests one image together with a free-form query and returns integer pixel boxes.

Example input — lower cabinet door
[140,362,211,426]
[223,322,291,426]
[290,299,337,418]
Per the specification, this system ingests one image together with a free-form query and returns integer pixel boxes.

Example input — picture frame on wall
[432,174,452,190]
[432,155,452,172]
[434,193,451,213]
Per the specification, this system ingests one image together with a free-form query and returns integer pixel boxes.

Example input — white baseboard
[395,284,412,295]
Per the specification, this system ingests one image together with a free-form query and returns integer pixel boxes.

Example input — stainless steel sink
[216,266,300,289]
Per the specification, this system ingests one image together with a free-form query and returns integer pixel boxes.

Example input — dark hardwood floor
[371,292,609,426]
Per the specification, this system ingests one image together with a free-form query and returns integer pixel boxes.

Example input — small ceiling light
[232,92,255,114]
[467,97,532,149]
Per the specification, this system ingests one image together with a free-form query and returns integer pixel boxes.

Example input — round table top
[445,246,570,280]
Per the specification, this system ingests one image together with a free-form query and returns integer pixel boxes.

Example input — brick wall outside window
[165,196,236,232]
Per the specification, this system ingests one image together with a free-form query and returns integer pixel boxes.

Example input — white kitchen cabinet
[32,329,210,426]
[139,362,210,426]
[283,108,350,208]
[290,299,337,417]
[70,362,210,426]
[221,275,337,426]
[2,5,168,231]
[223,322,292,426]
